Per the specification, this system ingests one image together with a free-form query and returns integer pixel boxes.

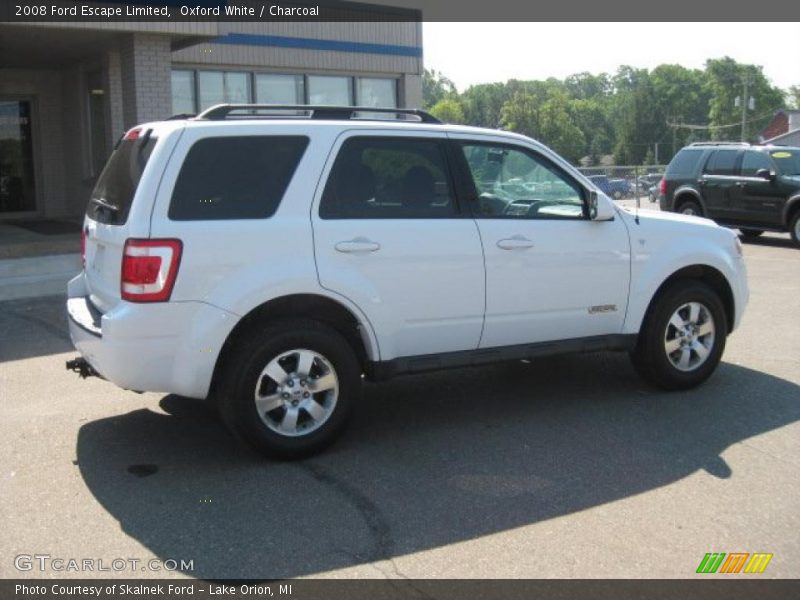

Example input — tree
[501,89,586,162]
[429,98,465,124]
[705,57,785,141]
[422,69,457,109]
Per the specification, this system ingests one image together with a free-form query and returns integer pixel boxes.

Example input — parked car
[638,173,664,198]
[660,142,800,246]
[648,184,659,203]
[587,174,631,199]
[66,105,749,458]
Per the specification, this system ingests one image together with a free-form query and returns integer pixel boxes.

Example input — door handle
[497,236,534,250]
[335,238,381,253]
[735,181,746,187]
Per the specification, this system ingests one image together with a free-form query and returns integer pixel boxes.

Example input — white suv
[67,104,749,458]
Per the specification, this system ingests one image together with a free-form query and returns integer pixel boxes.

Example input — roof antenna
[635,188,640,225]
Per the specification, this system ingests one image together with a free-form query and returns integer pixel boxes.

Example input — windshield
[769,149,800,176]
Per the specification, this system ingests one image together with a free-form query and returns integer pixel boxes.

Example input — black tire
[677,199,703,217]
[218,319,361,459]
[790,211,800,248]
[630,281,727,391]
[739,228,764,240]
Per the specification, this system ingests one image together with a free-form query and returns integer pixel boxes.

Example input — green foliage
[427,57,787,164]
[429,98,466,124]
[422,69,457,109]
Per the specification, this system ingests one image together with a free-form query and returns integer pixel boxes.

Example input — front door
[312,132,485,361]
[451,136,631,348]
[0,100,36,214]
[731,150,786,227]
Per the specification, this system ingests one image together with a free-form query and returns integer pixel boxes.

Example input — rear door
[699,149,742,220]
[311,131,485,361]
[83,125,178,312]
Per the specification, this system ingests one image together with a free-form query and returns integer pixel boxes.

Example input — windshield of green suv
[770,149,800,176]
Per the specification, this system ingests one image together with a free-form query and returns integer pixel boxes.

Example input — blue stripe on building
[214,33,422,58]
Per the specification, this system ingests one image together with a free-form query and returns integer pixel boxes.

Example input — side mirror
[588,190,615,221]
[755,168,776,181]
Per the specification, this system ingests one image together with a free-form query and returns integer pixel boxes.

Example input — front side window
[704,150,740,176]
[320,137,456,219]
[460,143,586,219]
[169,136,309,220]
[740,151,774,177]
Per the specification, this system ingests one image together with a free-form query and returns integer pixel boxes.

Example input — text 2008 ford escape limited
[66,105,749,458]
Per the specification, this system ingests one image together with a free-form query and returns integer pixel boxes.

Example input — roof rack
[689,141,750,147]
[196,104,442,124]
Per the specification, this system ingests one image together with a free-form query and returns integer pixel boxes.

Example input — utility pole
[654,142,659,164]
[737,75,754,142]
[740,76,749,142]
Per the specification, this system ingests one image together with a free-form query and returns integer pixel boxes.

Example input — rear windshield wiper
[90,196,119,212]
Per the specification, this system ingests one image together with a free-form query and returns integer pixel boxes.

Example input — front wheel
[630,281,727,390]
[218,319,361,459]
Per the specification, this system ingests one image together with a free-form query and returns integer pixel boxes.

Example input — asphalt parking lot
[1,226,798,580]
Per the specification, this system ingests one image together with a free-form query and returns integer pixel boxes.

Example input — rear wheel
[677,199,702,217]
[630,281,727,390]
[218,319,361,459]
[739,228,764,240]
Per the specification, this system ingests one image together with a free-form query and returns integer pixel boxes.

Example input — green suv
[660,142,800,247]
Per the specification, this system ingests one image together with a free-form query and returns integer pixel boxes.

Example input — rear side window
[169,136,309,220]
[320,137,456,219]
[665,149,703,177]
[87,133,156,225]
[703,150,740,176]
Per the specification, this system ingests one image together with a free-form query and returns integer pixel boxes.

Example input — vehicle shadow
[739,234,795,249]
[76,354,800,579]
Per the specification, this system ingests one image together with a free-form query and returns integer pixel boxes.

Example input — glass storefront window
[356,78,397,108]
[255,74,305,104]
[171,70,196,115]
[308,75,352,106]
[197,71,251,111]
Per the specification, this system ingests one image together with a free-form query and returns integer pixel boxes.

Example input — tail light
[659,178,667,195]
[121,239,182,302]
[80,228,87,268]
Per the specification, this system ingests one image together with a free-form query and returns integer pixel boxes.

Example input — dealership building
[0,13,423,221]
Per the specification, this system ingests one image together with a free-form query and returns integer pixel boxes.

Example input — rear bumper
[67,273,238,398]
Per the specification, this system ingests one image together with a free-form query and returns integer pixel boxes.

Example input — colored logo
[696,552,773,574]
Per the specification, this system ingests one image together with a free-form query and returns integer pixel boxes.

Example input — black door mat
[5,220,82,235]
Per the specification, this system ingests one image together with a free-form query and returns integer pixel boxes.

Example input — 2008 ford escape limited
[66,104,749,458]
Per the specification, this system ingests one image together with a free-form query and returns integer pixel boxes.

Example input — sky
[422,23,800,92]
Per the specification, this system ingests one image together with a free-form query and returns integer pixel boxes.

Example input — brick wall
[120,33,172,128]
[761,112,789,141]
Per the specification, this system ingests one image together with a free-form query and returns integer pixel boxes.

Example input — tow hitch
[66,357,101,379]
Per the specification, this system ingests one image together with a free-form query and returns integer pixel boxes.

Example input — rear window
[87,133,156,225]
[665,149,703,177]
[169,136,309,221]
